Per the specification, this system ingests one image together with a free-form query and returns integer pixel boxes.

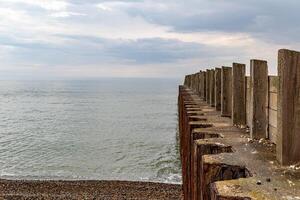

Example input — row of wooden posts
[183,48,300,165]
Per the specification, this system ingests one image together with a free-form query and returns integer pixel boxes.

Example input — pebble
[257,180,262,185]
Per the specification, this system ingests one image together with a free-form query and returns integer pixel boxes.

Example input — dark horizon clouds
[0,0,299,79]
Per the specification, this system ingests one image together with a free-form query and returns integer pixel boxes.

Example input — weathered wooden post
[196,72,200,94]
[277,49,300,165]
[187,75,191,88]
[198,71,202,98]
[250,60,268,139]
[209,69,215,107]
[191,74,195,91]
[197,72,201,95]
[195,73,198,92]
[189,74,193,89]
[221,66,232,117]
[185,75,190,87]
[206,70,211,103]
[202,71,206,100]
[215,68,221,111]
[194,73,197,91]
[198,71,202,97]
[232,63,246,127]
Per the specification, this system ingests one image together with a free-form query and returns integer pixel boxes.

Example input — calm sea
[0,78,182,183]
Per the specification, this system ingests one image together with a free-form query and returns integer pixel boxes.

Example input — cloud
[0,33,209,65]
[109,0,300,44]
[0,0,300,79]
[1,0,69,11]
[50,11,86,18]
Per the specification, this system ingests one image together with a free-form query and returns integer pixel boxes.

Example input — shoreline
[0,179,183,199]
[0,175,182,184]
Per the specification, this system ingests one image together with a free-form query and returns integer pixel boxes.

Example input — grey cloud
[112,0,300,44]
[2,34,215,66]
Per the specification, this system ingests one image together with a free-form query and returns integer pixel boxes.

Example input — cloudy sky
[0,0,299,79]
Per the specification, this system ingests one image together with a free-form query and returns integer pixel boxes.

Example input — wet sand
[0,179,183,200]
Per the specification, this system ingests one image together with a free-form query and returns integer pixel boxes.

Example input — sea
[0,78,182,184]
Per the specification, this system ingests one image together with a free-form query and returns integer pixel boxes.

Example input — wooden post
[190,74,193,89]
[198,71,202,97]
[196,72,200,94]
[197,72,201,95]
[194,73,198,92]
[206,70,211,103]
[277,49,300,165]
[194,73,197,91]
[232,63,246,127]
[193,73,196,91]
[185,75,190,87]
[202,72,206,100]
[215,68,222,111]
[209,69,215,107]
[199,71,205,99]
[221,66,232,117]
[250,60,268,139]
[187,75,191,88]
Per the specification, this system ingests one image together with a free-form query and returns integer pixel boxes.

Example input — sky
[0,0,300,79]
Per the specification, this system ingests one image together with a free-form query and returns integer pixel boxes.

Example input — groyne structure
[178,49,300,200]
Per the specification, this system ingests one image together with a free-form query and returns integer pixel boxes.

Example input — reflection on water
[0,79,182,183]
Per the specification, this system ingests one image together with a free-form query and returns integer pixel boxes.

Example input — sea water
[0,78,181,183]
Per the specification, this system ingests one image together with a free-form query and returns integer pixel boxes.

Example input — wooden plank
[199,71,206,99]
[277,49,300,165]
[246,76,251,127]
[206,70,211,103]
[250,60,268,139]
[196,72,200,94]
[269,76,279,93]
[232,63,246,126]
[221,66,232,117]
[268,92,278,111]
[215,68,222,111]
[209,70,215,107]
[246,76,250,89]
[269,125,278,144]
[202,72,207,100]
[268,108,277,128]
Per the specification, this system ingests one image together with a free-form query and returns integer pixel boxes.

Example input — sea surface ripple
[0,79,181,183]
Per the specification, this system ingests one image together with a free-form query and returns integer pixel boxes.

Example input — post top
[250,59,268,63]
[233,62,246,66]
[221,66,231,69]
[279,48,300,54]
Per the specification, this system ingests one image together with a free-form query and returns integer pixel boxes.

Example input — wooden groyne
[179,49,300,200]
